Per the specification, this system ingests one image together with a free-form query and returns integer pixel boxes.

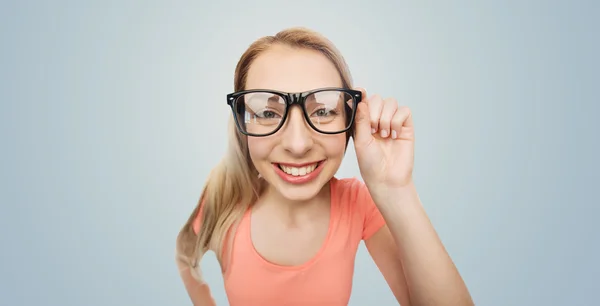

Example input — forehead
[245,44,343,93]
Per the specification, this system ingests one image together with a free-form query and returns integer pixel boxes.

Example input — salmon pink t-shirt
[192,177,386,306]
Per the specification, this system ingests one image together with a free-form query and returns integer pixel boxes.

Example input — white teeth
[298,167,306,176]
[279,163,318,176]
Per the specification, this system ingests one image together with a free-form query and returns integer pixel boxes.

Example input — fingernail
[392,130,397,139]
[371,128,376,134]
[381,129,388,138]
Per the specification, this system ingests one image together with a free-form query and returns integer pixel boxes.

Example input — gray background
[1,1,598,305]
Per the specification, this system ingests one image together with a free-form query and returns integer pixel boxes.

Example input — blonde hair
[176,27,355,282]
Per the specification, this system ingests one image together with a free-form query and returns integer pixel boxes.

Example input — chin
[273,183,325,202]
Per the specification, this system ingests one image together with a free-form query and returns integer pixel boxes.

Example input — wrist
[367,180,418,207]
[367,178,415,195]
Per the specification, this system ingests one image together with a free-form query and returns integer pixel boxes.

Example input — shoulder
[330,176,386,241]
[330,176,370,204]
[330,176,372,217]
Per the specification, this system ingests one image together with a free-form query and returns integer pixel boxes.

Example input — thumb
[353,100,373,148]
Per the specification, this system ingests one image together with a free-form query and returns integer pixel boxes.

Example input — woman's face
[244,44,348,202]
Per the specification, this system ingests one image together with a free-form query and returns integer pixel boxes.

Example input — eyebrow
[266,94,281,103]
[245,94,284,112]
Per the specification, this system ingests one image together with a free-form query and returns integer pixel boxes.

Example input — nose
[280,106,314,156]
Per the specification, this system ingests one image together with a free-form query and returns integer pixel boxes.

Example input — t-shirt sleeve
[356,179,386,240]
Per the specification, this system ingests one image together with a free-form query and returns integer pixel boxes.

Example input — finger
[402,106,414,128]
[352,87,368,115]
[367,94,384,134]
[391,106,413,139]
[353,100,373,147]
[378,98,398,138]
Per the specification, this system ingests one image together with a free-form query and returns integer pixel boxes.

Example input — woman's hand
[352,88,415,194]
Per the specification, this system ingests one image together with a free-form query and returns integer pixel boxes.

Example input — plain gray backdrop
[1,1,598,305]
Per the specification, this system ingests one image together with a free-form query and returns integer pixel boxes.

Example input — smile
[278,163,319,176]
[272,160,326,184]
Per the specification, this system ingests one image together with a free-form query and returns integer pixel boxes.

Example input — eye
[312,108,337,117]
[256,109,281,119]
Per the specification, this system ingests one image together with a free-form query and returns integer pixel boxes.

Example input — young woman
[176,27,474,306]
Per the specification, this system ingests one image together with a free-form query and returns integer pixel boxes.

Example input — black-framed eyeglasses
[226,87,362,137]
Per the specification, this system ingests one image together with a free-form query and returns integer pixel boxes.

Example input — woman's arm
[364,226,412,305]
[366,182,474,306]
[176,258,217,306]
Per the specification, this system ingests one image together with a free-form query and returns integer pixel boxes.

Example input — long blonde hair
[176,27,355,282]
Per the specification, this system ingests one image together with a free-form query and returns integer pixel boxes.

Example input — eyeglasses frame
[226,87,363,137]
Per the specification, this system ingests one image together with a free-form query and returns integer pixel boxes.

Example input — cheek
[247,137,273,163]
[322,135,348,158]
